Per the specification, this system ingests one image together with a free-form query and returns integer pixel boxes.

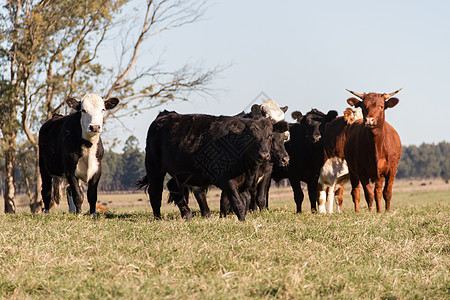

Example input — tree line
[397,141,449,180]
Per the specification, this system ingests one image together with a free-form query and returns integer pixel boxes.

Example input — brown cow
[344,89,402,212]
[317,107,362,213]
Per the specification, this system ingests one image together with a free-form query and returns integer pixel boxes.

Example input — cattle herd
[38,89,402,221]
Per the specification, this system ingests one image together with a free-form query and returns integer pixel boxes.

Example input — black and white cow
[39,93,119,214]
[137,110,289,221]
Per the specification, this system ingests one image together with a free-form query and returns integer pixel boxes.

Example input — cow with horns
[344,89,402,213]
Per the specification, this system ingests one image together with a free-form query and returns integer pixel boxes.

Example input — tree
[120,136,145,190]
[0,0,217,213]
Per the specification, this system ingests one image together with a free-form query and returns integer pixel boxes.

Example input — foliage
[397,141,449,180]
[100,135,145,191]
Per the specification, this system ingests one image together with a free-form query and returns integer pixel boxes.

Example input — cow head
[260,99,288,122]
[343,107,363,125]
[66,93,119,140]
[298,109,338,143]
[346,89,401,129]
[271,121,290,167]
[245,117,273,163]
[252,103,290,142]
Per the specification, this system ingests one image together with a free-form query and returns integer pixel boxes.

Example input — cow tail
[136,175,149,192]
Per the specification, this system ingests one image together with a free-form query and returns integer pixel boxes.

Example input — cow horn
[384,88,403,99]
[346,89,364,100]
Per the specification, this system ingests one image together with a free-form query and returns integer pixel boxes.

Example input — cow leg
[383,172,395,212]
[220,180,246,221]
[254,173,270,211]
[290,178,304,213]
[148,174,165,220]
[326,185,335,214]
[249,191,258,212]
[349,172,360,212]
[219,191,231,218]
[167,178,192,221]
[41,172,53,213]
[87,173,101,215]
[307,181,318,213]
[335,185,344,213]
[193,188,211,218]
[361,179,374,212]
[374,177,384,213]
[65,175,84,214]
[317,182,327,213]
[242,190,251,213]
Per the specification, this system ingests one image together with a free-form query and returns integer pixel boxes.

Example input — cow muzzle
[281,156,290,167]
[364,117,377,128]
[88,125,102,134]
[258,152,271,162]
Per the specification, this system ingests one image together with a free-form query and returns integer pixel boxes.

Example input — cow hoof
[182,212,193,221]
[318,206,326,214]
[43,209,49,214]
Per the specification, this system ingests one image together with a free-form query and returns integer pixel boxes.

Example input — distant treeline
[4,139,449,194]
[397,141,449,180]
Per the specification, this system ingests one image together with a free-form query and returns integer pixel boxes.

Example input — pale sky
[102,0,450,150]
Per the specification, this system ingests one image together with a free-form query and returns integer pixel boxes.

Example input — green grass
[0,183,449,299]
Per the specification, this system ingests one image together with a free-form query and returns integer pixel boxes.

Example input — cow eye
[81,109,86,113]
[380,106,384,110]
[102,108,106,112]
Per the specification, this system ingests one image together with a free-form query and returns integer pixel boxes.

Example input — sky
[102,0,450,150]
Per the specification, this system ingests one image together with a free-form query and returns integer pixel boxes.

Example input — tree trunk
[30,151,43,213]
[4,135,16,213]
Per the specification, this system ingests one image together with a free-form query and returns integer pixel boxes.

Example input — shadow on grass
[101,209,223,221]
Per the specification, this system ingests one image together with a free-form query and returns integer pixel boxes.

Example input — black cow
[169,103,290,219]
[137,110,288,221]
[219,125,290,217]
[39,94,119,214]
[271,109,338,213]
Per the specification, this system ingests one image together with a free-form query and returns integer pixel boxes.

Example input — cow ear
[291,111,303,122]
[347,97,361,107]
[105,97,119,110]
[272,120,289,133]
[251,104,263,118]
[66,98,81,111]
[385,97,399,109]
[280,106,288,113]
[326,110,338,122]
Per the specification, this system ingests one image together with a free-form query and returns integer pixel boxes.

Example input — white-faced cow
[344,89,402,213]
[137,110,288,221]
[39,93,119,214]
[317,108,362,213]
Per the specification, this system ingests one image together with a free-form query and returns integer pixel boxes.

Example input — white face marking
[260,99,285,122]
[75,142,99,183]
[79,93,106,140]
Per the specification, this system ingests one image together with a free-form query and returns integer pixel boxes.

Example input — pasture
[1,179,449,299]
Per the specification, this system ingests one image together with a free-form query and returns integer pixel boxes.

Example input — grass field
[1,179,449,299]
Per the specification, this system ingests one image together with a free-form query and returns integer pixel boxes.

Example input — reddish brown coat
[318,108,361,213]
[344,90,402,212]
